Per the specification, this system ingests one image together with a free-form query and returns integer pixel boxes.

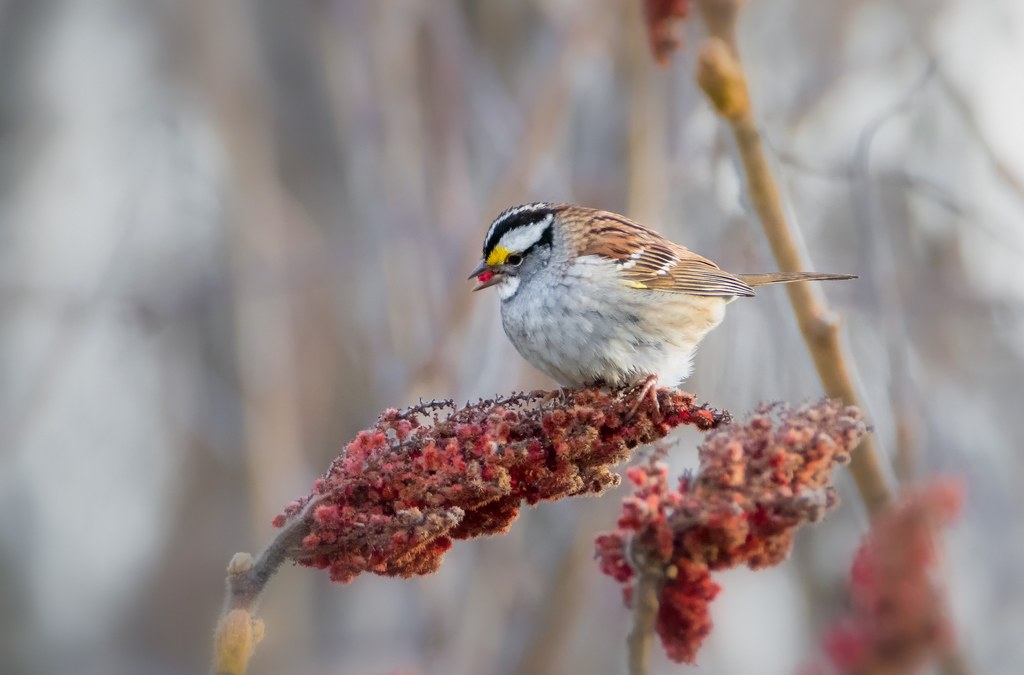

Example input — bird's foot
[627,375,661,420]
[539,386,571,407]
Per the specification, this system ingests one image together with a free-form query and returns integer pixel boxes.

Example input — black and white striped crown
[482,202,556,257]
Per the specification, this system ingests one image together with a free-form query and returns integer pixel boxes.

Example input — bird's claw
[627,375,661,419]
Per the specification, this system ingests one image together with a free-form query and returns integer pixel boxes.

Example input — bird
[468,203,855,405]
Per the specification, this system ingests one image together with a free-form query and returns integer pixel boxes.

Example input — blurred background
[1,1,1023,674]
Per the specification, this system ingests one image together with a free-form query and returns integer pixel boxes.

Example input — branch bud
[695,38,750,121]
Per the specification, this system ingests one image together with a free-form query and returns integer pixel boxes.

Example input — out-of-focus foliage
[813,479,963,675]
[1,1,1022,674]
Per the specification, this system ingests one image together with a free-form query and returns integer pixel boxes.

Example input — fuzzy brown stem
[695,0,891,515]
[211,503,314,675]
[627,542,665,675]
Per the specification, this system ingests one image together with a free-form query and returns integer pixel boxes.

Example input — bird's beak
[468,260,504,291]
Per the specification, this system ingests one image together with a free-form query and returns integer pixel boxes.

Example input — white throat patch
[497,275,521,301]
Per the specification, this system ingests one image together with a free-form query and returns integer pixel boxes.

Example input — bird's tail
[738,272,857,287]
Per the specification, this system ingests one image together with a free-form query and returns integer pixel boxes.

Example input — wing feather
[564,208,755,298]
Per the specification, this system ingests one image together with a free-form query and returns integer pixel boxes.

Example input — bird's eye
[506,253,524,266]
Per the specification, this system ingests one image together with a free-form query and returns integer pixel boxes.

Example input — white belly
[499,259,727,388]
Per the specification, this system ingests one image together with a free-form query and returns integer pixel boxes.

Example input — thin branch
[224,504,315,612]
[694,0,892,515]
[211,500,316,675]
[690,5,973,674]
[628,541,665,675]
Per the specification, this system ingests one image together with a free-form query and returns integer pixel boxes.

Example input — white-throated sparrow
[469,203,854,395]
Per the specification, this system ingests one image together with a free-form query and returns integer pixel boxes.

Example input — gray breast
[498,256,727,387]
[499,258,653,387]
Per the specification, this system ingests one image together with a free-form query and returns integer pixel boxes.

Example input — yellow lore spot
[486,245,510,267]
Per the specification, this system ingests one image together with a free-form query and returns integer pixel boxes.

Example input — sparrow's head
[468,203,556,300]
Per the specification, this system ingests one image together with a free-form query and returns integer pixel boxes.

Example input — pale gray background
[1,1,1022,674]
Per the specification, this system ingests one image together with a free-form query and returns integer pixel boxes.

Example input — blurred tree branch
[908,26,1024,210]
[212,504,314,675]
[693,0,892,515]
[509,517,597,675]
[689,3,973,675]
[627,542,664,675]
[410,12,593,393]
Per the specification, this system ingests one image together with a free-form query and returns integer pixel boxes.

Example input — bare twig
[211,499,316,675]
[694,0,892,514]
[690,5,972,673]
[627,541,665,675]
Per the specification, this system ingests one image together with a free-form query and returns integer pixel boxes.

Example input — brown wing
[561,207,755,297]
